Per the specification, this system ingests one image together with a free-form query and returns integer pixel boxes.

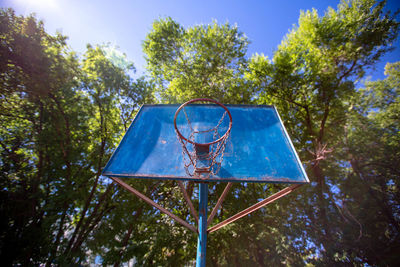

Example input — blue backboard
[102,104,309,184]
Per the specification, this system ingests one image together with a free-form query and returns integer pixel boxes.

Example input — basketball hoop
[174,98,232,178]
[104,102,309,267]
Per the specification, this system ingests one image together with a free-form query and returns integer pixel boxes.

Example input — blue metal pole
[196,182,208,267]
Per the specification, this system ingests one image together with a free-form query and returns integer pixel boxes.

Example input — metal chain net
[175,107,231,178]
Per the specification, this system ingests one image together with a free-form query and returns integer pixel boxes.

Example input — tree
[246,0,399,264]
[0,8,85,264]
[143,17,254,103]
[0,9,153,265]
[339,62,400,265]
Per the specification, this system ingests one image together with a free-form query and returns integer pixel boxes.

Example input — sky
[2,0,400,81]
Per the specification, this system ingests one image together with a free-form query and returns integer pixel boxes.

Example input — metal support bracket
[110,177,197,233]
[178,181,199,223]
[207,184,302,233]
[207,182,233,227]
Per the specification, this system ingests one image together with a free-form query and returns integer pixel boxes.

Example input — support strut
[208,184,302,233]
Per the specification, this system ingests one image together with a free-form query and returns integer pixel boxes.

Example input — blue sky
[2,0,400,81]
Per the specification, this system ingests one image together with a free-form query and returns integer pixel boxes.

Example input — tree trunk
[114,207,143,267]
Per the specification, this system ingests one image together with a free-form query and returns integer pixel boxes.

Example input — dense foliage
[143,18,253,103]
[0,0,399,265]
